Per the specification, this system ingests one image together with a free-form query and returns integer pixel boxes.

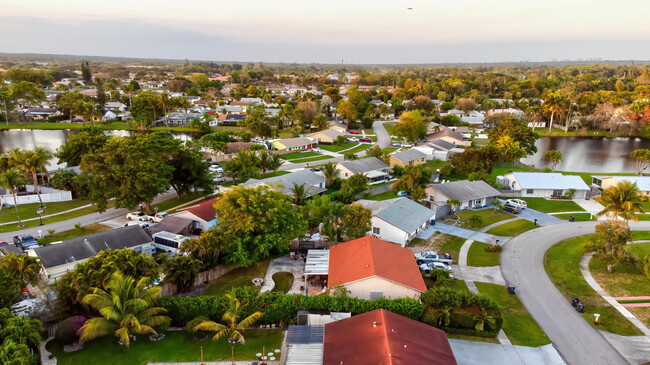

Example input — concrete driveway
[424,223,510,245]
[515,207,563,226]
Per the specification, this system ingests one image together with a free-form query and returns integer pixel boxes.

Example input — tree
[0,314,43,349]
[296,100,319,124]
[267,154,284,174]
[290,183,308,206]
[473,308,496,331]
[343,151,358,160]
[80,60,92,84]
[440,114,461,126]
[0,268,22,308]
[212,185,307,266]
[224,149,261,184]
[0,86,14,125]
[311,113,328,130]
[487,118,538,156]
[394,110,427,142]
[322,163,339,188]
[33,147,52,185]
[130,91,162,124]
[430,307,452,327]
[339,204,371,239]
[336,100,357,128]
[596,180,645,222]
[0,339,34,365]
[10,149,46,207]
[242,104,272,138]
[446,199,461,212]
[10,81,45,121]
[584,220,633,272]
[0,169,25,226]
[339,173,368,202]
[630,149,650,176]
[456,98,478,114]
[391,165,432,201]
[495,135,526,165]
[257,152,274,175]
[162,255,200,293]
[181,229,228,271]
[643,255,650,280]
[544,91,567,133]
[543,150,563,171]
[55,127,109,166]
[305,194,341,232]
[366,145,389,164]
[194,289,262,344]
[450,149,495,175]
[0,254,41,287]
[77,273,170,347]
[80,100,101,126]
[466,215,484,229]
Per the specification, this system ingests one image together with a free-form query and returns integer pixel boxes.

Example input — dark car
[502,203,521,214]
[359,138,372,143]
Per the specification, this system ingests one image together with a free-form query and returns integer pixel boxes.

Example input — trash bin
[569,216,575,222]
[507,285,516,294]
[571,297,579,307]
[577,303,585,313]
[431,219,436,226]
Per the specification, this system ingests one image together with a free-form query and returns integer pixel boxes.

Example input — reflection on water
[521,137,650,173]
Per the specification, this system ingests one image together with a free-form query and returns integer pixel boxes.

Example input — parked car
[13,235,39,251]
[359,138,373,143]
[349,130,359,134]
[414,250,453,265]
[149,212,168,223]
[347,137,359,142]
[214,175,226,184]
[124,221,151,229]
[506,199,527,209]
[126,211,151,221]
[502,203,521,214]
[209,165,224,174]
[0,241,8,248]
[419,262,454,279]
[397,191,409,197]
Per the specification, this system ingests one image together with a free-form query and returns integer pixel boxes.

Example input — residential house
[241,97,262,104]
[358,198,437,246]
[499,172,590,199]
[242,169,326,199]
[151,215,200,236]
[426,128,471,147]
[487,108,526,119]
[105,101,127,112]
[32,225,155,281]
[174,198,218,231]
[307,129,345,144]
[323,309,457,365]
[593,176,650,196]
[460,110,485,125]
[214,113,245,127]
[427,180,501,211]
[327,121,347,132]
[103,110,117,121]
[413,139,463,161]
[328,236,427,299]
[22,107,59,120]
[336,157,392,184]
[389,149,426,168]
[271,137,317,151]
[206,142,254,162]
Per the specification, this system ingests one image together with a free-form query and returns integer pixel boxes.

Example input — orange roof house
[328,236,426,300]
[172,198,217,231]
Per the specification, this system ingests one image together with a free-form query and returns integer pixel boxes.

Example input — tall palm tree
[322,163,339,188]
[544,91,567,133]
[0,169,26,226]
[159,93,171,126]
[268,154,284,174]
[290,183,308,205]
[543,150,563,172]
[257,151,272,175]
[162,255,200,293]
[596,181,645,223]
[33,147,52,186]
[13,150,44,207]
[77,272,170,347]
[194,289,262,344]
[0,253,41,286]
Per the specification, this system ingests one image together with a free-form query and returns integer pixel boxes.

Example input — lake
[521,136,650,173]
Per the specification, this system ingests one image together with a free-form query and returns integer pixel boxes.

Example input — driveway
[449,339,565,365]
[515,207,563,226]
[500,220,650,365]
[423,223,510,245]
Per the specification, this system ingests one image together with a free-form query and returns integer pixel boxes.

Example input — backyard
[203,260,271,296]
[271,272,294,293]
[485,219,537,236]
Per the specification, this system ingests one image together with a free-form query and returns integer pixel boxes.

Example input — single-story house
[426,128,471,147]
[327,121,347,133]
[214,113,245,127]
[307,129,345,144]
[323,309,457,365]
[358,198,436,246]
[173,198,218,231]
[328,236,427,300]
[389,149,426,168]
[427,180,501,211]
[103,111,117,121]
[413,139,464,161]
[105,101,127,112]
[243,169,326,199]
[241,97,262,104]
[205,142,254,162]
[271,137,317,151]
[33,225,155,281]
[336,157,392,184]
[151,215,200,236]
[593,176,650,196]
[499,172,590,199]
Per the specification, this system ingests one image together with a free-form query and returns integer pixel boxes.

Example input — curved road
[501,220,650,365]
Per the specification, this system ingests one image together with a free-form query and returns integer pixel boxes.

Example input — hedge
[421,287,498,309]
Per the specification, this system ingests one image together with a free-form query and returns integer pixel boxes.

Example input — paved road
[501,220,650,365]
[372,120,391,148]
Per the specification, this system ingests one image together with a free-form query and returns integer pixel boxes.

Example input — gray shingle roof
[34,226,152,269]
[375,198,436,233]
[243,169,326,198]
[429,139,455,151]
[432,180,501,201]
[277,137,314,148]
[390,149,426,163]
[338,157,390,174]
[427,129,465,142]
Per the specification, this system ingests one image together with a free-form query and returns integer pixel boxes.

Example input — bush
[55,316,86,345]
[466,215,484,228]
[485,244,502,253]
[186,315,210,337]
[421,287,498,309]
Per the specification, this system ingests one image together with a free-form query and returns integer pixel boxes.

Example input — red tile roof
[181,198,216,222]
[328,236,426,292]
[324,309,457,365]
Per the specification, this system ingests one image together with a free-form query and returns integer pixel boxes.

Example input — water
[0,129,196,171]
[521,136,650,173]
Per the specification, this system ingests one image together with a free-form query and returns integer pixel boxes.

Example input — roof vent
[403,344,407,348]
[372,321,379,327]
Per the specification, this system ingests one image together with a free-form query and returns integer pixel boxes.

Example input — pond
[521,136,650,173]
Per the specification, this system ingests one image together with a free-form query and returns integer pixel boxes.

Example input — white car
[126,211,151,221]
[149,212,168,223]
[506,199,527,209]
[209,165,224,174]
[419,262,454,278]
[124,221,151,229]
[347,137,359,142]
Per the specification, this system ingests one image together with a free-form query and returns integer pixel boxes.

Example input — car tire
[149,219,154,223]
[127,217,132,220]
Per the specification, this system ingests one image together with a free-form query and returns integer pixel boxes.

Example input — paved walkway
[260,254,304,294]
[573,199,605,216]
[450,340,565,365]
[579,253,650,336]
[426,223,510,245]
[599,331,650,365]
[452,265,506,286]
[40,337,56,365]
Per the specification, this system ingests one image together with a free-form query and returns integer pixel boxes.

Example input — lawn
[48,329,284,365]
[475,283,550,347]
[0,199,91,223]
[433,234,466,259]
[271,272,294,293]
[467,242,500,267]
[38,223,111,245]
[344,143,373,154]
[553,213,596,221]
[424,277,470,292]
[456,209,513,229]
[588,243,650,305]
[203,260,271,296]
[0,200,115,233]
[544,235,643,336]
[151,191,211,213]
[486,219,537,236]
[383,122,397,136]
[632,231,650,241]
[365,190,398,201]
[290,155,333,163]
[280,151,321,160]
[518,198,585,213]
[319,142,357,152]
[628,241,650,259]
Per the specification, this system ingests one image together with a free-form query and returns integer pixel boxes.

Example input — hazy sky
[2,0,650,63]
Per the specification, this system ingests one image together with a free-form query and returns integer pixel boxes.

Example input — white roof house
[501,172,590,199]
[357,198,436,246]
[593,176,650,195]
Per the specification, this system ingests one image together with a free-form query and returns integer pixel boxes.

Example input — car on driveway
[124,221,151,229]
[414,250,453,265]
[359,138,373,143]
[349,130,359,134]
[126,211,151,221]
[13,235,39,251]
[347,137,359,142]
[209,165,224,174]
[419,262,454,278]
[506,199,527,209]
[149,212,168,223]
[502,203,522,214]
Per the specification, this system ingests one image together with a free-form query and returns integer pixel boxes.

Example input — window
[526,189,534,194]
[372,227,380,235]
[370,292,384,300]
[553,189,563,196]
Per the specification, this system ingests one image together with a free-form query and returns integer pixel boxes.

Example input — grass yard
[629,241,650,259]
[553,213,596,221]
[424,277,470,292]
[289,155,333,163]
[280,151,321,160]
[366,190,398,201]
[456,209,513,229]
[476,283,551,347]
[344,143,373,154]
[467,242,501,267]
[383,122,397,136]
[544,235,643,336]
[0,199,91,223]
[203,260,271,296]
[0,200,115,233]
[38,223,111,245]
[486,219,537,236]
[48,329,284,365]
[632,231,650,241]
[260,171,291,179]
[434,234,466,259]
[518,198,585,213]
[271,272,294,293]
[151,191,212,213]
[447,333,500,343]
[319,142,357,152]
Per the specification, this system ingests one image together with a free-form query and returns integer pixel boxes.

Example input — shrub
[466,215,484,228]
[485,244,502,253]
[186,315,210,337]
[55,316,86,345]
[421,287,498,310]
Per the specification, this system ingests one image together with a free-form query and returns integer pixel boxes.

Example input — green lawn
[383,122,397,136]
[271,272,294,293]
[535,128,609,138]
[290,155,333,163]
[38,223,111,245]
[486,219,537,236]
[280,151,321,160]
[203,260,270,296]
[456,209,513,229]
[260,171,291,179]
[365,190,398,201]
[48,329,284,365]
[0,199,91,222]
[518,198,585,213]
[0,201,115,233]
[475,283,550,347]
[151,191,211,214]
[589,242,650,301]
[632,231,650,241]
[553,213,596,221]
[544,235,643,336]
[344,143,373,154]
[0,121,221,134]
[424,277,470,292]
[433,234,467,259]
[319,142,357,152]
[629,241,650,259]
[467,242,501,267]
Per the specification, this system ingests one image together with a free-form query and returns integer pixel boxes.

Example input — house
[426,128,471,147]
[151,215,201,236]
[32,225,155,281]
[174,198,218,231]
[336,157,392,184]
[104,101,127,112]
[461,111,485,125]
[358,198,436,246]
[499,172,590,199]
[307,129,345,144]
[323,309,457,365]
[243,169,326,199]
[389,149,426,168]
[103,111,117,121]
[271,137,317,151]
[413,139,463,161]
[215,113,245,127]
[328,236,427,299]
[327,121,348,132]
[427,180,501,211]
[241,97,262,104]
[593,176,650,196]
[487,108,526,119]
[206,142,254,162]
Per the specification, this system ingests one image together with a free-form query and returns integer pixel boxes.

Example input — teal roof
[375,198,436,233]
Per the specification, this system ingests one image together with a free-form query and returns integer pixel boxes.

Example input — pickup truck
[13,234,39,251]
[414,250,453,265]
[149,212,168,223]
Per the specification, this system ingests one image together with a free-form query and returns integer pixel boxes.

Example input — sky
[2,0,650,64]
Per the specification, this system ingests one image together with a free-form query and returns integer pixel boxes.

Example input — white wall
[520,188,587,199]
[342,276,422,300]
[371,217,408,246]
[1,191,73,206]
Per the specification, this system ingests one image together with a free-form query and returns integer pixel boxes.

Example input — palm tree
[0,253,41,286]
[431,307,452,327]
[290,183,308,205]
[77,272,170,347]
[543,150,563,172]
[13,150,44,207]
[322,162,339,188]
[194,289,262,344]
[268,154,284,174]
[596,181,646,223]
[544,91,567,133]
[473,309,496,331]
[33,147,52,186]
[159,93,172,126]
[446,198,461,213]
[162,255,200,293]
[257,152,272,175]
[0,169,26,226]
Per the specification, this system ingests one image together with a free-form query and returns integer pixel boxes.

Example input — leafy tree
[336,100,357,127]
[495,135,526,164]
[394,110,427,142]
[181,229,228,271]
[391,165,432,201]
[343,152,358,160]
[0,169,25,226]
[487,118,538,156]
[10,81,45,121]
[10,149,47,207]
[224,149,261,184]
[544,91,568,133]
[242,104,272,138]
[466,215,484,228]
[55,127,109,166]
[630,149,650,176]
[340,204,372,239]
[366,145,389,164]
[0,339,34,365]
[584,220,633,272]
[456,98,478,114]
[440,114,461,126]
[339,173,368,203]
[194,289,262,343]
[199,132,231,153]
[162,255,200,293]
[0,314,43,349]
[130,91,163,124]
[0,254,41,287]
[0,86,14,125]
[56,91,84,122]
[77,273,170,347]
[0,268,22,308]
[80,60,92,84]
[212,185,307,266]
[305,195,341,232]
[543,150,563,171]
[322,163,339,188]
[596,180,645,222]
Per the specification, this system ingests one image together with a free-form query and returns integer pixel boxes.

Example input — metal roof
[512,172,590,190]
[596,176,650,191]
[338,157,390,174]
[285,343,324,365]
[433,180,502,201]
[390,149,426,162]
[375,198,436,234]
[243,170,326,198]
[305,249,330,276]
[286,325,325,344]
